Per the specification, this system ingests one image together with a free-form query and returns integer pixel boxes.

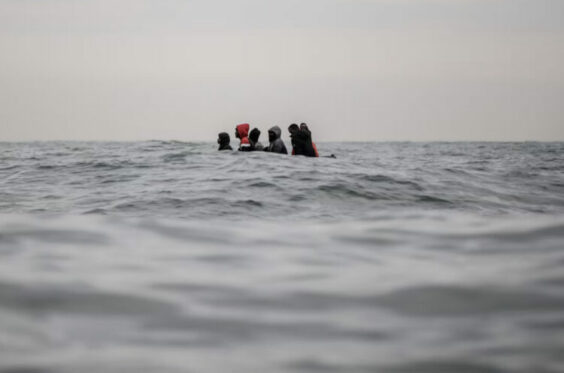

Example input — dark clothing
[264,126,288,154]
[249,128,264,151]
[291,142,319,157]
[217,132,233,151]
[290,127,316,157]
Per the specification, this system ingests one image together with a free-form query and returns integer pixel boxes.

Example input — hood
[218,132,230,146]
[288,123,299,136]
[236,123,250,138]
[268,126,282,140]
[249,128,261,143]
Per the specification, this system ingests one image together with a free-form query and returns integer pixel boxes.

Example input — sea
[0,141,563,373]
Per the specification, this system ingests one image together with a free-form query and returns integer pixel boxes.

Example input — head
[249,128,261,143]
[218,132,230,146]
[268,126,282,142]
[235,123,250,139]
[300,122,309,131]
[288,123,299,136]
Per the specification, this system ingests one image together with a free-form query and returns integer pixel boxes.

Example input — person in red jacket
[235,123,252,152]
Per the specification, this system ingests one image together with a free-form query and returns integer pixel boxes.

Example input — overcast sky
[1,0,563,141]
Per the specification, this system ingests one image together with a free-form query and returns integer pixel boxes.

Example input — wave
[0,280,177,316]
[1,212,564,372]
[1,140,563,372]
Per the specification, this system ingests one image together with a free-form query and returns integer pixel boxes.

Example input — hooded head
[249,128,261,143]
[218,132,230,146]
[235,123,250,139]
[268,126,282,143]
[288,123,299,136]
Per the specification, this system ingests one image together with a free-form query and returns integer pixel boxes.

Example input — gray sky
[1,0,563,141]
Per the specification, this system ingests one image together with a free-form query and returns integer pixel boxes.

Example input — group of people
[217,123,319,157]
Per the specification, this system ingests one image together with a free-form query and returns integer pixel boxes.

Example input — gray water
[1,141,563,373]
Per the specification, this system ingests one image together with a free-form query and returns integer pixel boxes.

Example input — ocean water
[1,141,563,373]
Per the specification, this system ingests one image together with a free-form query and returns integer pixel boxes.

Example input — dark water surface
[1,141,563,372]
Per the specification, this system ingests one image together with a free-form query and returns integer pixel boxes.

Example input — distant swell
[1,141,562,219]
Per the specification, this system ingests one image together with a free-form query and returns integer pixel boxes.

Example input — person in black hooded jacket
[249,128,264,151]
[217,132,233,151]
[264,126,288,154]
[288,123,317,157]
